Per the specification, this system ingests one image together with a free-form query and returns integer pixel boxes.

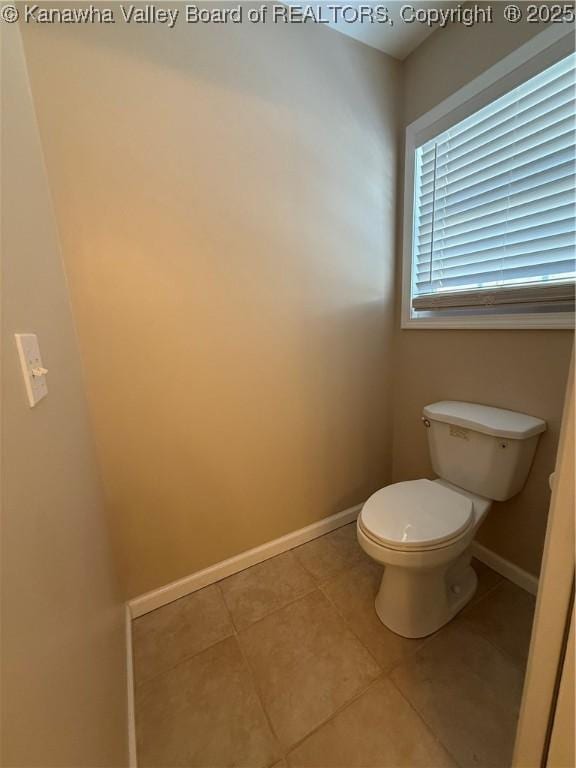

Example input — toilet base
[374,551,478,638]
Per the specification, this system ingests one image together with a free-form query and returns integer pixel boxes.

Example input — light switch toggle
[15,333,49,407]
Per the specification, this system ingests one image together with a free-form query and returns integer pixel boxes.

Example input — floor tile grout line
[215,581,288,764]
[218,559,387,761]
[316,559,472,677]
[132,630,237,690]
[314,553,512,679]
[132,538,527,767]
[387,674,464,768]
[465,565,535,615]
[460,571,535,670]
[462,575,507,614]
[282,672,388,760]
[132,552,509,689]
[235,638,288,765]
[217,548,318,625]
[390,649,524,767]
[373,571,533,684]
[386,568,523,676]
[217,555,400,761]
[227,584,322,635]
[291,524,361,586]
[216,578,244,634]
[231,582,384,760]
[457,613,531,673]
[132,550,501,690]
[135,583,322,689]
[132,582,325,691]
[230,586,320,633]
[388,611,530,753]
[317,579,390,672]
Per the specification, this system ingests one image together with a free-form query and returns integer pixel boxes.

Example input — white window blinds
[412,52,576,311]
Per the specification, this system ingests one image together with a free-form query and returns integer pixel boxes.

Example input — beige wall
[394,11,574,576]
[19,6,569,605]
[22,15,401,598]
[1,25,127,766]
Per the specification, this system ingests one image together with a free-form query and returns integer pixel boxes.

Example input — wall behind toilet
[394,8,574,577]
[22,15,401,598]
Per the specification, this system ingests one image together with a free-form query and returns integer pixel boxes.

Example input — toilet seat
[359,479,473,552]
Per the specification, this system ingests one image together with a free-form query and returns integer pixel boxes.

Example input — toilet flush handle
[422,417,431,428]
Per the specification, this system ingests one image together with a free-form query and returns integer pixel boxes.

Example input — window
[403,29,576,329]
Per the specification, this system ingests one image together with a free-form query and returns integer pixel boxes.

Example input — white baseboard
[125,606,137,767]
[126,507,538,620]
[472,542,539,596]
[128,504,363,619]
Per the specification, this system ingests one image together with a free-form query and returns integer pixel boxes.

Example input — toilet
[357,401,546,639]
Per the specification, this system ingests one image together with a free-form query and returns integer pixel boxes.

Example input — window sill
[401,312,575,330]
[400,26,576,336]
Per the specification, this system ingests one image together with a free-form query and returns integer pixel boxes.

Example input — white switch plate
[15,333,48,407]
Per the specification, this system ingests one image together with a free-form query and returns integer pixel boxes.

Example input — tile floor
[132,523,536,768]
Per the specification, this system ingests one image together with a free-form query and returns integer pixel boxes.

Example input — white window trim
[402,24,576,330]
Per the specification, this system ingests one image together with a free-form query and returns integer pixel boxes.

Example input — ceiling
[285,1,460,60]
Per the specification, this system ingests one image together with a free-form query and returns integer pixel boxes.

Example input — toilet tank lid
[423,401,547,439]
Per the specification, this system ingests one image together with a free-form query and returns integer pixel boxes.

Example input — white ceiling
[285,2,460,60]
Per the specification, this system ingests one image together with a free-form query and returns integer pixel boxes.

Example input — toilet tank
[422,401,546,502]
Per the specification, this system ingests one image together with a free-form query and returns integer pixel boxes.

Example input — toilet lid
[359,479,473,551]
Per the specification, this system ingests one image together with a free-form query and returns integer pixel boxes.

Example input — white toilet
[357,401,546,639]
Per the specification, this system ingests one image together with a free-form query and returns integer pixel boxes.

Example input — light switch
[15,333,48,407]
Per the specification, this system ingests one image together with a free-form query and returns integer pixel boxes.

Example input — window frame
[402,25,576,330]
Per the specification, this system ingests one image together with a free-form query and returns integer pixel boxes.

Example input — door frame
[513,350,574,767]
[546,602,575,767]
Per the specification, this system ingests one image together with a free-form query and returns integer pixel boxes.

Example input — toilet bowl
[357,401,546,639]
[357,479,491,638]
